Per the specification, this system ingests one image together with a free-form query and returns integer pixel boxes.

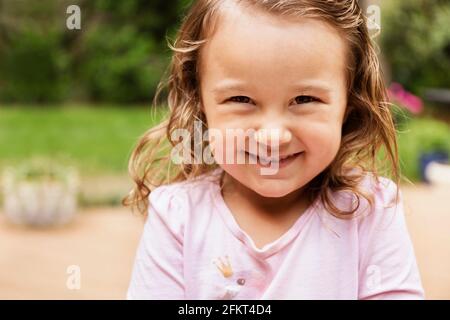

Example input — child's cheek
[207,127,229,164]
[208,125,252,166]
[301,122,342,159]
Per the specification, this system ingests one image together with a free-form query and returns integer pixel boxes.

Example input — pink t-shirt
[127,168,424,300]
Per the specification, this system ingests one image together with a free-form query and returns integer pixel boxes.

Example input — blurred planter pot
[2,162,79,227]
[420,151,449,183]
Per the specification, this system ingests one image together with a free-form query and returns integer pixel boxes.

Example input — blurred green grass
[0,106,167,175]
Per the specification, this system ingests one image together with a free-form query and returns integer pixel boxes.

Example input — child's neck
[219,172,310,250]
[221,172,308,216]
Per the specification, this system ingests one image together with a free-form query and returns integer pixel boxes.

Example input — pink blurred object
[388,82,424,114]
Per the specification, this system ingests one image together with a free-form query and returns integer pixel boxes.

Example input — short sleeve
[357,178,425,300]
[126,185,186,299]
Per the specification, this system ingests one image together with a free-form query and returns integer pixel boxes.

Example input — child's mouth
[244,151,303,168]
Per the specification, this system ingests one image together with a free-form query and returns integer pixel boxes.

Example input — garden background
[0,0,449,299]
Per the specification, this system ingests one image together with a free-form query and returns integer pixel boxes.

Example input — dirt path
[0,185,449,299]
[401,185,450,299]
[0,207,144,299]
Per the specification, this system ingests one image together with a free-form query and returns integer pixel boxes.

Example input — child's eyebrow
[290,83,333,95]
[212,82,248,95]
[212,81,333,96]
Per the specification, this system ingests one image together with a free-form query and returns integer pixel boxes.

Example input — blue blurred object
[420,151,449,183]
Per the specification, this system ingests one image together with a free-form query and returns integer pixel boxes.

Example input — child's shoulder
[356,171,398,194]
[145,169,222,234]
[351,174,403,229]
[319,174,404,240]
[148,168,222,212]
[327,173,400,218]
[362,174,400,207]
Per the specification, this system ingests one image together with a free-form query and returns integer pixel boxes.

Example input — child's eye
[227,96,252,104]
[294,95,319,104]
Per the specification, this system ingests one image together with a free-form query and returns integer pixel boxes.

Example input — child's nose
[253,127,292,148]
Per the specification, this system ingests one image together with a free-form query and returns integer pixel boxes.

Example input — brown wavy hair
[122,0,399,218]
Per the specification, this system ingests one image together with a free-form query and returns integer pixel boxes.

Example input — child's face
[200,4,348,198]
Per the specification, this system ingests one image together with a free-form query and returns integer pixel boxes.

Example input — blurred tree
[0,0,70,103]
[0,0,193,104]
[75,0,184,103]
[381,0,450,95]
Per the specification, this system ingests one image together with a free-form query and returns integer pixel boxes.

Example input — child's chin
[250,184,297,198]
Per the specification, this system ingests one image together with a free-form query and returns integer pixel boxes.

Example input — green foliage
[80,25,168,103]
[381,0,450,94]
[0,30,69,103]
[0,0,190,104]
[76,0,183,103]
[0,0,71,103]
[3,157,76,184]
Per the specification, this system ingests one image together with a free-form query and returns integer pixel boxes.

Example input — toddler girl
[124,0,424,299]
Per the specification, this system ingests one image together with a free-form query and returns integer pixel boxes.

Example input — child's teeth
[247,151,297,164]
[260,157,279,163]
